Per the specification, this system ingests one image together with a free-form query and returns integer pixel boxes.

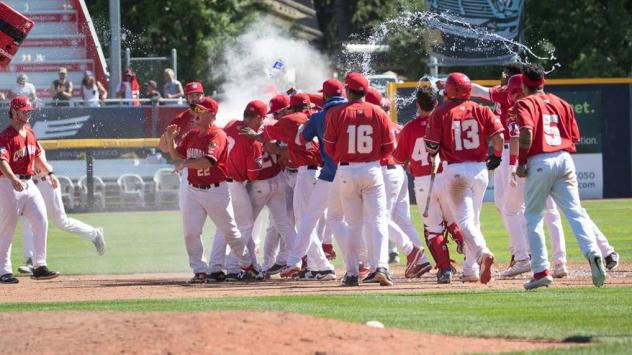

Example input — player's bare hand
[174,160,187,173]
[11,177,24,192]
[50,174,59,189]
[510,173,518,187]
[239,126,257,138]
[164,124,180,138]
[516,164,527,178]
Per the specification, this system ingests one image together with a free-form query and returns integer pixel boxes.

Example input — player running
[0,96,59,283]
[424,73,505,285]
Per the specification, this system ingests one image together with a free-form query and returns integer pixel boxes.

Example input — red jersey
[323,101,395,163]
[380,121,400,166]
[249,142,282,181]
[425,100,504,164]
[0,125,41,176]
[169,109,195,144]
[515,93,579,158]
[262,112,321,169]
[393,114,443,177]
[176,125,228,185]
[489,85,511,140]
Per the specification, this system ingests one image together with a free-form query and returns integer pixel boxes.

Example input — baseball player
[393,86,466,284]
[241,93,334,279]
[502,74,619,280]
[424,72,504,285]
[18,144,105,274]
[163,97,252,283]
[0,96,59,283]
[324,72,396,287]
[365,87,431,280]
[159,81,205,206]
[514,65,606,290]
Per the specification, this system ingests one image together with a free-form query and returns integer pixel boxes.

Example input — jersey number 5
[452,119,480,151]
[346,124,373,154]
[543,114,562,146]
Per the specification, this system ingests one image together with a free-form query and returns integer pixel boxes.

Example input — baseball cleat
[296,269,319,281]
[188,272,207,284]
[524,274,553,290]
[266,263,286,275]
[206,271,226,283]
[374,267,394,287]
[279,265,300,279]
[388,252,400,264]
[500,259,531,278]
[460,272,479,283]
[605,252,619,271]
[322,243,336,260]
[341,274,359,287]
[316,270,336,281]
[404,246,423,278]
[588,252,606,288]
[17,258,33,274]
[30,266,60,280]
[224,272,241,282]
[0,273,19,284]
[93,227,106,256]
[479,253,495,284]
[407,262,433,279]
[362,272,378,283]
[551,261,568,279]
[437,268,453,284]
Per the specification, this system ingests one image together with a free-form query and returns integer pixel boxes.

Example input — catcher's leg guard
[424,227,451,270]
[446,222,465,254]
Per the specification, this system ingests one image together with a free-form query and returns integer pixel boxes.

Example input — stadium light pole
[108,0,122,98]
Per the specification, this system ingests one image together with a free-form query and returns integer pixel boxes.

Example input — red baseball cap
[319,79,344,96]
[365,87,383,106]
[10,96,34,111]
[268,94,290,114]
[244,100,268,117]
[290,93,310,107]
[195,97,218,114]
[185,81,204,95]
[344,72,369,93]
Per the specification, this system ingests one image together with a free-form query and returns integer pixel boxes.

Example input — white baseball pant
[0,178,49,275]
[287,166,332,270]
[393,172,424,248]
[21,175,100,259]
[583,208,615,257]
[442,162,491,264]
[262,170,295,269]
[181,182,247,274]
[382,165,414,255]
[524,151,600,273]
[336,162,389,276]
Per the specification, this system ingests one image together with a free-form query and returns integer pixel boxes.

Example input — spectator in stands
[116,68,140,106]
[0,92,5,101]
[81,70,107,107]
[50,67,73,106]
[143,80,162,105]
[10,73,38,105]
[162,68,183,100]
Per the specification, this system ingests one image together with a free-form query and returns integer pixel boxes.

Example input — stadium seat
[117,173,146,208]
[153,168,179,207]
[78,175,106,209]
[57,175,76,210]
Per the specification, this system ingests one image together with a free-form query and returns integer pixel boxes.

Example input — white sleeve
[471,83,491,101]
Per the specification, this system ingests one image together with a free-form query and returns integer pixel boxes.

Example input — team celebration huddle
[0,64,619,290]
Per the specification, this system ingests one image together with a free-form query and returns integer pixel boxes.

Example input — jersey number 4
[452,119,480,151]
[347,124,373,154]
[412,138,430,166]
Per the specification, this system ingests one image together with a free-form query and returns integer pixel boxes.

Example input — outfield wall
[389,78,632,200]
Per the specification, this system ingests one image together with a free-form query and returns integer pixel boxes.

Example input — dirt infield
[1,262,630,303]
[0,311,566,354]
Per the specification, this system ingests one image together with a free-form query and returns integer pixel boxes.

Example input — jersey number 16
[347,124,373,154]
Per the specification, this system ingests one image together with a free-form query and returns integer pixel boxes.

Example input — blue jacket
[301,96,347,182]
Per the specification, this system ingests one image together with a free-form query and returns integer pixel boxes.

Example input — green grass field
[4,199,632,353]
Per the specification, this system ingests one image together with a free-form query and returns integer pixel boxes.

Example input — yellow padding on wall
[40,138,160,150]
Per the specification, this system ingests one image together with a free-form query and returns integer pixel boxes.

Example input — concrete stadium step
[3,0,73,12]
[23,34,86,48]
[13,46,87,62]
[25,11,80,36]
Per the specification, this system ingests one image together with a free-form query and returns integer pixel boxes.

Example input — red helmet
[506,74,523,105]
[444,72,472,100]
